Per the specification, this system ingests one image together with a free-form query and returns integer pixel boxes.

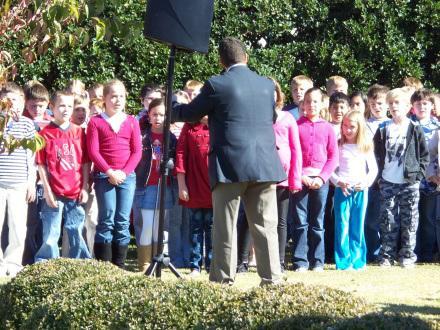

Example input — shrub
[0,258,126,329]
[1,258,373,329]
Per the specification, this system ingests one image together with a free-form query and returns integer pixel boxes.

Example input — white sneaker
[189,269,200,277]
[294,266,308,273]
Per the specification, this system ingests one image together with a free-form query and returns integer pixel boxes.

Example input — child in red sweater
[87,79,142,268]
[176,115,212,276]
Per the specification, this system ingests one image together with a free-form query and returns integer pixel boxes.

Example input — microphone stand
[145,45,182,278]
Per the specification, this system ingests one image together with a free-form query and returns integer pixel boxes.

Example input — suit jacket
[172,65,287,188]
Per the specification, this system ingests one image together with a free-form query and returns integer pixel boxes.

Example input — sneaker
[399,259,416,269]
[236,263,249,273]
[294,266,308,273]
[280,263,286,273]
[311,266,324,272]
[189,269,200,277]
[379,258,392,267]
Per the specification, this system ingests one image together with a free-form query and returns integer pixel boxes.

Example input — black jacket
[172,65,286,189]
[373,120,429,184]
[135,126,177,188]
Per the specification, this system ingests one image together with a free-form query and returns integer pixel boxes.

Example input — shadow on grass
[333,313,432,329]
[381,303,440,318]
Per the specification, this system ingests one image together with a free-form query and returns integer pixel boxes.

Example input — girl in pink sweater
[291,87,338,272]
[272,79,302,272]
[87,79,142,268]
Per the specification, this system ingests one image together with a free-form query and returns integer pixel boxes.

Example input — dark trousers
[236,202,251,266]
[364,185,381,262]
[22,184,44,265]
[276,187,290,265]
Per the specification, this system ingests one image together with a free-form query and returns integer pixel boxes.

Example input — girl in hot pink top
[87,79,142,268]
[271,79,302,272]
[291,87,338,272]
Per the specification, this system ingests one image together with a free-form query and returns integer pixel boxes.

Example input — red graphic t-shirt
[36,123,89,200]
[147,132,163,186]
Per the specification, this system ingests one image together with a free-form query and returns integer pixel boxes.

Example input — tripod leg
[167,262,183,278]
[145,261,158,276]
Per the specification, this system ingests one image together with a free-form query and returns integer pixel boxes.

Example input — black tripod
[145,45,182,279]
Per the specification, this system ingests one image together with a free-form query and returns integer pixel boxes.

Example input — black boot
[94,243,112,262]
[112,243,128,269]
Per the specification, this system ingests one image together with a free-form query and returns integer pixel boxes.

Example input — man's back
[173,65,286,187]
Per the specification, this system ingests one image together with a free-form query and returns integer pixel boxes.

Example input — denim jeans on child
[291,181,329,269]
[94,172,136,246]
[35,196,90,262]
[188,208,213,271]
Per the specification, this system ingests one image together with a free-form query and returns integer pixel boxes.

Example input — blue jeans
[415,192,439,262]
[188,208,213,271]
[291,182,329,269]
[364,186,381,262]
[35,197,90,262]
[94,172,136,246]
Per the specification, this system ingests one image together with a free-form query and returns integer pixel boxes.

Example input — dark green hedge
[2,0,439,112]
[0,259,433,329]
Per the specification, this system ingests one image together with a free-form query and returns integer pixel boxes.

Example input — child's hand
[428,175,440,185]
[107,169,124,185]
[44,189,58,208]
[79,189,89,204]
[290,188,300,194]
[353,183,365,192]
[114,170,127,184]
[26,183,36,203]
[179,184,189,201]
[337,180,351,196]
[301,175,314,187]
[310,177,324,190]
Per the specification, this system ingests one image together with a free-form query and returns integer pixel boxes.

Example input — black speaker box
[144,0,214,54]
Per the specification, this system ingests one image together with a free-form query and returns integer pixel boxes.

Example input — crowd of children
[0,72,439,277]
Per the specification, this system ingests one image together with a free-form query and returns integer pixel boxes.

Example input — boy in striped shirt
[0,82,36,277]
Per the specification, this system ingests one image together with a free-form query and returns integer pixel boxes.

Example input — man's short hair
[218,37,247,67]
[24,80,49,102]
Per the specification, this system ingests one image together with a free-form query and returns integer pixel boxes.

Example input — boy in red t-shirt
[34,91,91,262]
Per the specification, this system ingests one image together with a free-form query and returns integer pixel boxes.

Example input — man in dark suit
[172,37,286,285]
